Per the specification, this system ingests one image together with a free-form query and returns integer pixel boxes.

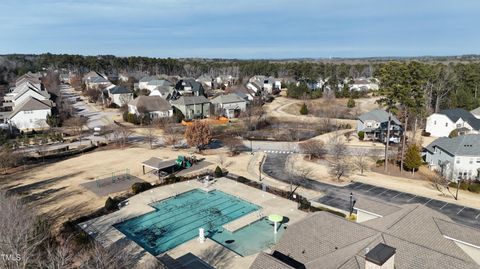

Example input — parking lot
[263,153,480,228]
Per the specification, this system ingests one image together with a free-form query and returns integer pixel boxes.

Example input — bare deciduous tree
[112,125,133,149]
[353,149,371,175]
[222,136,243,155]
[285,155,312,195]
[185,121,212,151]
[299,140,327,160]
[240,102,265,131]
[328,136,351,181]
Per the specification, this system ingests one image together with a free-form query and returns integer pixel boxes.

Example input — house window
[457,123,461,128]
[477,158,480,163]
[470,158,474,164]
[456,158,460,164]
[445,122,448,127]
[434,120,436,125]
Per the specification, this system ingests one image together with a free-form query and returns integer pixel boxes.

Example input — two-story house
[425,108,480,137]
[357,109,403,143]
[425,134,480,181]
[170,96,210,120]
[211,93,247,118]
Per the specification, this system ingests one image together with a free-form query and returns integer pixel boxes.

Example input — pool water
[210,217,285,257]
[114,189,260,255]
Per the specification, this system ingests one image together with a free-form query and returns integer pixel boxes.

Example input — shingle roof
[358,109,401,125]
[250,201,480,269]
[437,108,480,130]
[170,96,210,106]
[129,96,172,112]
[211,93,246,104]
[425,134,480,156]
[175,79,203,93]
[108,85,131,94]
[471,107,480,117]
[147,79,172,87]
[9,97,53,119]
[88,76,109,84]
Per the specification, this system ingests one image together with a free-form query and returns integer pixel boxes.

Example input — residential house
[138,76,158,90]
[248,75,281,94]
[250,198,480,269]
[470,107,480,119]
[174,79,205,97]
[128,96,173,119]
[246,80,263,93]
[84,71,110,89]
[149,86,174,100]
[211,93,247,118]
[426,108,480,137]
[215,75,235,87]
[224,86,255,101]
[3,74,53,130]
[357,109,403,143]
[170,96,210,120]
[425,134,480,181]
[105,85,133,107]
[348,77,379,91]
[196,74,214,88]
[145,79,172,92]
[7,97,53,130]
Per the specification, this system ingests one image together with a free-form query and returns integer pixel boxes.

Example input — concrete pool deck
[80,177,307,269]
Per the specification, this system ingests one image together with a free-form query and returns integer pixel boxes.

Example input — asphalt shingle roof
[425,134,480,156]
[108,85,131,94]
[170,96,210,106]
[250,201,480,269]
[437,108,480,130]
[358,109,401,125]
[129,96,172,112]
[211,93,246,104]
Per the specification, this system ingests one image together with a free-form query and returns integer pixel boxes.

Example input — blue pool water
[211,217,285,257]
[114,189,261,255]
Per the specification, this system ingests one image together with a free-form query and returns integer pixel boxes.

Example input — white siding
[10,109,50,130]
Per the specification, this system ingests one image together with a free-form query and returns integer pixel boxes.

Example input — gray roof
[170,96,210,106]
[211,93,246,104]
[129,96,172,112]
[358,109,401,125]
[471,107,480,117]
[437,108,480,130]
[88,76,109,84]
[250,201,480,269]
[9,97,53,118]
[147,79,172,87]
[425,134,480,156]
[139,75,158,83]
[152,86,173,94]
[108,85,131,94]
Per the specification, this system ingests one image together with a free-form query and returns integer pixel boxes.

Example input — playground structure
[141,155,202,179]
[95,169,131,188]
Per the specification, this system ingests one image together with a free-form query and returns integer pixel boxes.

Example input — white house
[211,93,247,118]
[426,108,480,137]
[105,85,133,107]
[348,78,379,91]
[128,96,173,119]
[248,75,281,94]
[196,74,214,88]
[8,97,53,130]
[145,79,172,92]
[149,86,174,100]
[425,134,480,181]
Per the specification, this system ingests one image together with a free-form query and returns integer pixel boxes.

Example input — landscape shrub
[421,130,431,137]
[347,98,356,108]
[105,197,118,211]
[375,159,385,167]
[448,181,469,190]
[299,103,308,115]
[358,131,365,141]
[468,183,480,193]
[448,129,459,138]
[214,166,223,177]
[108,103,119,109]
[131,182,153,194]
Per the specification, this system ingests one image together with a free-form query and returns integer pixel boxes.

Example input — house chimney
[365,243,396,269]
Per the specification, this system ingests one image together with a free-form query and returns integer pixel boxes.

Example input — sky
[0,0,479,59]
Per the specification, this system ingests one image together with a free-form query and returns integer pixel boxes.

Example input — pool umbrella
[268,214,283,234]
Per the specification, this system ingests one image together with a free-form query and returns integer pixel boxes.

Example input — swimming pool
[114,189,260,255]
[210,217,285,257]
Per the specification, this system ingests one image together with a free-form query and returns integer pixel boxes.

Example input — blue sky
[1,0,479,59]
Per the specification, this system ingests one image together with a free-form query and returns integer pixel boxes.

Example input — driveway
[262,153,480,228]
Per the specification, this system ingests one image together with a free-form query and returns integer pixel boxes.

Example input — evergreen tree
[299,103,308,115]
[404,144,422,175]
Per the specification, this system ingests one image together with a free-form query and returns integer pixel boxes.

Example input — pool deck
[80,177,307,269]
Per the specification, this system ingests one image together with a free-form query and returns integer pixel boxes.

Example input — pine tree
[403,144,422,175]
[299,103,308,115]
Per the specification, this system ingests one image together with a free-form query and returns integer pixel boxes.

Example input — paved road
[262,153,480,228]
[243,140,385,157]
